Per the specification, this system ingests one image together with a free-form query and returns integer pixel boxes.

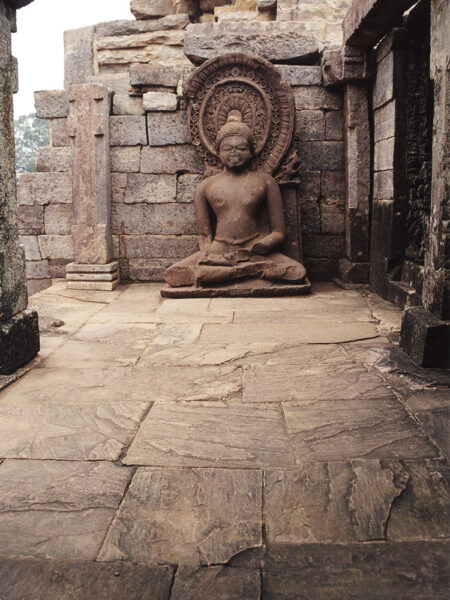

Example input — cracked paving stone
[137,343,279,367]
[0,559,173,600]
[238,343,346,366]
[144,365,242,402]
[282,398,439,462]
[264,460,450,544]
[200,322,379,344]
[0,400,149,460]
[0,460,132,560]
[262,541,450,600]
[404,389,450,458]
[72,322,201,345]
[244,363,393,402]
[170,565,261,599]
[98,467,262,565]
[124,402,295,468]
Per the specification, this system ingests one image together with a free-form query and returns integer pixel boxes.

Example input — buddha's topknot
[216,110,253,152]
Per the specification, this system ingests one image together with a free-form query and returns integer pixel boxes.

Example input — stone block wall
[18,0,348,289]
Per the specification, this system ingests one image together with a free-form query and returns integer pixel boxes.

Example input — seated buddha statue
[164,110,307,288]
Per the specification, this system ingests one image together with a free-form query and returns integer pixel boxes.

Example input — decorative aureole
[162,52,310,298]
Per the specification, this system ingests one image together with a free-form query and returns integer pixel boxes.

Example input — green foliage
[14,113,49,175]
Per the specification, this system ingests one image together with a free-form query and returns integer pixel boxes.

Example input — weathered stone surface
[124,173,177,204]
[87,72,131,95]
[96,30,185,52]
[184,22,319,65]
[97,46,189,68]
[400,307,450,369]
[303,234,345,258]
[36,147,71,172]
[276,64,322,86]
[405,390,450,458]
[177,173,204,203]
[109,116,147,146]
[96,14,190,37]
[326,110,344,140]
[69,85,113,265]
[373,52,397,110]
[123,234,198,259]
[0,559,174,600]
[25,260,50,279]
[244,362,392,403]
[322,45,370,88]
[200,320,378,344]
[19,235,41,260]
[130,0,196,19]
[343,0,415,47]
[128,258,173,281]
[34,90,69,119]
[17,172,72,205]
[282,397,439,462]
[298,142,344,171]
[18,205,43,235]
[38,235,73,260]
[141,145,203,173]
[374,100,396,142]
[294,86,342,110]
[49,118,69,146]
[374,136,394,171]
[295,110,325,141]
[0,309,39,375]
[44,204,72,235]
[110,146,141,172]
[112,203,196,235]
[142,91,178,111]
[112,94,144,116]
[171,566,261,599]
[64,26,94,88]
[124,402,295,467]
[0,460,131,559]
[99,467,262,565]
[147,111,189,145]
[263,541,450,600]
[0,399,149,460]
[130,63,187,88]
[373,170,394,199]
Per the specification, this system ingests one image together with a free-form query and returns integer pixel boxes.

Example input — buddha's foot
[164,266,197,287]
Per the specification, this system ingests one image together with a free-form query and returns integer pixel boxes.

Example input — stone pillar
[0,0,39,374]
[66,84,118,290]
[322,45,371,282]
[400,0,450,368]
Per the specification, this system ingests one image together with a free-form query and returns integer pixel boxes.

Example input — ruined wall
[18,0,349,290]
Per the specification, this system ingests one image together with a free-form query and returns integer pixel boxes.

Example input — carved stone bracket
[184,52,295,175]
[322,45,371,88]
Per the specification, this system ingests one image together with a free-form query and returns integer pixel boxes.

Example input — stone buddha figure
[164,110,307,288]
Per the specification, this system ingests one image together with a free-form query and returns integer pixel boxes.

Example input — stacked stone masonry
[18,0,351,287]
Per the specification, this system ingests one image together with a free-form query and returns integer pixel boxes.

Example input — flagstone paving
[0,281,448,599]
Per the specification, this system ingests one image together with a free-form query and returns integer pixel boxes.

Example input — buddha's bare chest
[207,178,266,213]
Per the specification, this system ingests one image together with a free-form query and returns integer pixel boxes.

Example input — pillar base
[400,307,450,368]
[0,309,40,375]
[339,259,370,283]
[65,262,119,291]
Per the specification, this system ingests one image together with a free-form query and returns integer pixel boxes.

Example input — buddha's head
[216,111,253,170]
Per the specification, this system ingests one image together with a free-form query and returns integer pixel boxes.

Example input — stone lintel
[0,309,39,375]
[343,0,416,48]
[400,307,450,369]
[68,84,113,266]
[322,46,371,88]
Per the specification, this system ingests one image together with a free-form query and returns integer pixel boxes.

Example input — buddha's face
[219,135,252,169]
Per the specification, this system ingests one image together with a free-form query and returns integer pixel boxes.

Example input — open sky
[12,0,132,117]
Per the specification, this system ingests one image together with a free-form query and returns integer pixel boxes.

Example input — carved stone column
[66,84,118,290]
[0,0,39,374]
[322,46,371,282]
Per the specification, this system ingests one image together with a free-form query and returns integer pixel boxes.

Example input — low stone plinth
[400,306,450,369]
[0,309,40,375]
[66,262,119,291]
[161,279,311,298]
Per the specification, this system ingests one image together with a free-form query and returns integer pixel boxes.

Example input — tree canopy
[14,113,49,175]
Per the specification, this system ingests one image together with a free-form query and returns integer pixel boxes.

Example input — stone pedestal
[0,0,39,374]
[66,84,116,291]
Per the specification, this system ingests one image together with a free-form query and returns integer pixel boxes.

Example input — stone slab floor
[0,281,448,599]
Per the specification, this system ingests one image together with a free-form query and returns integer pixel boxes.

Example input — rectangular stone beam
[343,0,416,47]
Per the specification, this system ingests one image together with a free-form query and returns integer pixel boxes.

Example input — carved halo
[184,52,295,174]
